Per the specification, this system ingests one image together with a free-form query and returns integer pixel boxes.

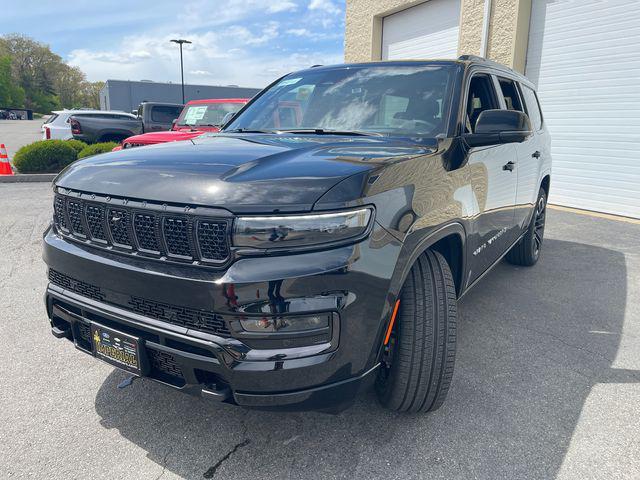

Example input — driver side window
[465,74,499,133]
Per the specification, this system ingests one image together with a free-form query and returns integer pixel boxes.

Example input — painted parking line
[548,204,640,225]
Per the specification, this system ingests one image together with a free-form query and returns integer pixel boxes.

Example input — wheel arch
[371,222,465,375]
[381,222,466,340]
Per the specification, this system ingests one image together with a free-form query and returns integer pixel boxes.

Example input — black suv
[44,56,551,413]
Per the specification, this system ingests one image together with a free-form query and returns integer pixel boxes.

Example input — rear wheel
[506,188,547,266]
[376,250,457,413]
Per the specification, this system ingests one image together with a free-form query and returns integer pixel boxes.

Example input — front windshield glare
[225,65,455,137]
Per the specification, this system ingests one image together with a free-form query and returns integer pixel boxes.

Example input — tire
[376,250,457,413]
[506,188,547,267]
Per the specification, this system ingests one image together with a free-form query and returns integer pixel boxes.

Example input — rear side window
[465,74,499,133]
[44,114,58,124]
[520,85,543,130]
[151,106,182,123]
[497,78,524,111]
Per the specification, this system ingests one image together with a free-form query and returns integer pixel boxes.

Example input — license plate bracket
[91,323,143,375]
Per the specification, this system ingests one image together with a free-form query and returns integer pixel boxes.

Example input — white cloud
[267,0,297,13]
[287,28,310,36]
[308,0,341,15]
[68,31,342,88]
[63,0,344,89]
[224,22,280,46]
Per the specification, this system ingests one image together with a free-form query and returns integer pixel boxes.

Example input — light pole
[170,39,192,104]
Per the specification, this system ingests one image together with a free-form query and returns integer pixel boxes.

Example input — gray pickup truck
[70,102,183,144]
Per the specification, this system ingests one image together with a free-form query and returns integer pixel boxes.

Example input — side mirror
[463,109,532,147]
[171,118,178,130]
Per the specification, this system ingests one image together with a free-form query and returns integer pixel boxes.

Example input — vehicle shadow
[94,238,633,479]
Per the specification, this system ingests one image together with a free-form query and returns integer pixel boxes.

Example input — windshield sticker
[277,77,302,88]
[183,106,207,123]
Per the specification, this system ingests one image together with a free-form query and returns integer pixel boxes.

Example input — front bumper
[43,223,401,411]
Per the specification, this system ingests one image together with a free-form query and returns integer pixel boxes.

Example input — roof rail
[310,64,323,68]
[458,54,514,72]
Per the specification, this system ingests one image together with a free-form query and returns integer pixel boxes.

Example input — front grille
[48,269,105,302]
[108,208,132,247]
[54,196,68,232]
[67,201,85,237]
[134,213,160,252]
[48,269,230,337]
[163,217,192,258]
[85,204,107,242]
[52,191,231,266]
[198,220,229,261]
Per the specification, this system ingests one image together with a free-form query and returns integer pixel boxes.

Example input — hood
[124,130,209,145]
[56,133,436,213]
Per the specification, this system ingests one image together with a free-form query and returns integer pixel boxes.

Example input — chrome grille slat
[52,192,231,266]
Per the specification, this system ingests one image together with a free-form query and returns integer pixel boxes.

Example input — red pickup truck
[113,98,249,150]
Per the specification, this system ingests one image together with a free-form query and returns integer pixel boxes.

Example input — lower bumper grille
[48,269,230,337]
[148,349,183,378]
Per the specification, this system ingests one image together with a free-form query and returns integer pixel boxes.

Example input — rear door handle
[503,161,515,171]
[532,151,541,158]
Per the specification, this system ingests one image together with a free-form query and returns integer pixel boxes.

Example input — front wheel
[506,188,547,266]
[376,250,457,413]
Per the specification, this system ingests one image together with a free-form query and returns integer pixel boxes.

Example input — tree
[0,34,105,112]
[0,55,25,107]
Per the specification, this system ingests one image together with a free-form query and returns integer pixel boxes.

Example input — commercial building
[99,80,260,113]
[346,0,640,218]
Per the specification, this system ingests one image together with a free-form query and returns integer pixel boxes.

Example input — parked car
[132,101,184,132]
[44,56,551,413]
[66,103,183,144]
[113,99,248,150]
[1,109,18,120]
[68,112,143,144]
[42,110,135,141]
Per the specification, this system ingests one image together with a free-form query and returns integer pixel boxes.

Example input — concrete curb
[0,173,56,183]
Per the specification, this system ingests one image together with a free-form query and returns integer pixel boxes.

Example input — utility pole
[170,39,192,103]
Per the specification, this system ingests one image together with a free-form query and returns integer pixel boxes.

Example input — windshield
[177,102,245,127]
[225,64,456,137]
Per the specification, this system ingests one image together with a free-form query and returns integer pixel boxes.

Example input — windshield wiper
[224,128,277,134]
[275,128,383,137]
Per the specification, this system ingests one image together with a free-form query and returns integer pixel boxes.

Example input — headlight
[233,207,373,250]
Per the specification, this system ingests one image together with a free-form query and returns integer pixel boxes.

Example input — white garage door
[382,0,461,60]
[526,0,640,218]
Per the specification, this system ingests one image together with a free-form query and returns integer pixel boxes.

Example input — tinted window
[520,85,543,130]
[151,106,182,123]
[466,74,499,133]
[226,65,456,137]
[44,114,58,124]
[498,78,524,111]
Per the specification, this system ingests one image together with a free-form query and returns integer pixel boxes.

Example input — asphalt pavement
[1,182,639,479]
[0,119,45,161]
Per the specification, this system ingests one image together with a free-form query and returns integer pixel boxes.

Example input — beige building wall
[345,0,532,73]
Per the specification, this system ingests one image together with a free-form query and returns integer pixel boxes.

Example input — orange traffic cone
[0,144,13,175]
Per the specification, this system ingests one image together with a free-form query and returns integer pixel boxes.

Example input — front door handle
[503,161,515,172]
[532,151,541,158]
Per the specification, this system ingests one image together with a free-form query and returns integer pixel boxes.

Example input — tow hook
[117,375,137,389]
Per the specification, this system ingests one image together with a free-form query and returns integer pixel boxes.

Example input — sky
[3,0,345,88]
